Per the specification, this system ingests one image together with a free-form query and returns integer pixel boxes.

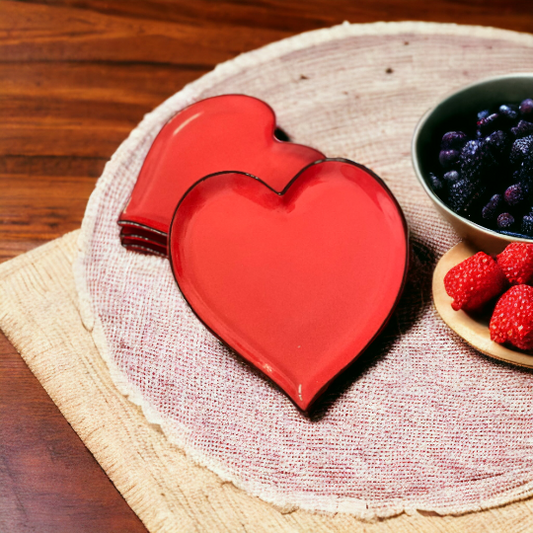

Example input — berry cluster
[430,98,533,237]
[444,242,533,350]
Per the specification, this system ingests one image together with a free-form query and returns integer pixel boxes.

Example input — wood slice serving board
[433,241,533,369]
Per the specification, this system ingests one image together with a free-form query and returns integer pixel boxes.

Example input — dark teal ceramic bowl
[412,73,533,254]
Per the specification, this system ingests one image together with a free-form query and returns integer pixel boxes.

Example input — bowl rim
[411,72,533,245]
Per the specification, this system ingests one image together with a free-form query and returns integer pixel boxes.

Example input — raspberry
[444,251,508,312]
[497,242,533,285]
[489,285,533,350]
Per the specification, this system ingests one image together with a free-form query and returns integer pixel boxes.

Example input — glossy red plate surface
[118,94,324,254]
[169,159,409,411]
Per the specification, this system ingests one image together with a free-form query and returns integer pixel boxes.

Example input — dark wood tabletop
[1,1,533,531]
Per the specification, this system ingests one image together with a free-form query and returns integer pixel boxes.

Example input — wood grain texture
[0,334,149,533]
[1,1,533,531]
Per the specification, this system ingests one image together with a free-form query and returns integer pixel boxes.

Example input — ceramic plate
[169,158,409,410]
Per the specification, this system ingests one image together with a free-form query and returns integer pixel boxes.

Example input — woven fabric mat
[1,231,533,533]
[73,20,533,520]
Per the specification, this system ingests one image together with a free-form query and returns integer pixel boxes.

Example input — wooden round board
[433,241,533,368]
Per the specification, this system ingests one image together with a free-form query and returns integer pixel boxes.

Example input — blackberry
[511,120,533,138]
[484,130,510,158]
[510,135,533,165]
[428,172,444,195]
[434,97,533,237]
[519,150,533,187]
[448,178,486,216]
[459,140,497,182]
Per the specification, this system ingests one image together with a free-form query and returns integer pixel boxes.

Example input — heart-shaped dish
[118,94,324,255]
[169,159,409,410]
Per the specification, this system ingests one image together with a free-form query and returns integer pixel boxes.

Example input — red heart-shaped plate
[169,159,409,411]
[119,94,324,255]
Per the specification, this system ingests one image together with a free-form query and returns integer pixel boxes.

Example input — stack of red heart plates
[119,95,409,411]
[118,95,324,257]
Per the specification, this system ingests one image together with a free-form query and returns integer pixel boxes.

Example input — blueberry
[522,214,533,236]
[443,170,460,183]
[477,109,490,120]
[504,183,526,206]
[499,104,518,121]
[511,120,533,138]
[439,149,460,169]
[520,99,533,117]
[441,131,468,150]
[497,212,515,229]
[481,194,503,221]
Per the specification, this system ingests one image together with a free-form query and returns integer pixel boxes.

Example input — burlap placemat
[1,231,533,532]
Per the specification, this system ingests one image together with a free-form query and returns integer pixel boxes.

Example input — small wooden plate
[433,241,533,368]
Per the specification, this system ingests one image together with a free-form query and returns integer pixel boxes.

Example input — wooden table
[1,2,533,531]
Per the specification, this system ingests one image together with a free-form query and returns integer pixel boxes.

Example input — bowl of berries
[412,73,533,254]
